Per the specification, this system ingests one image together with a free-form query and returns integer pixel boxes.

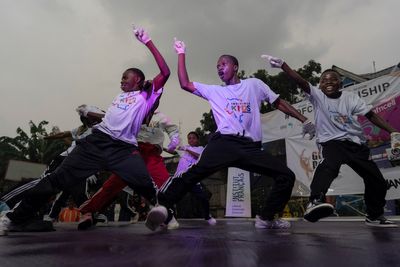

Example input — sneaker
[77,213,94,230]
[145,205,168,231]
[206,216,217,226]
[167,216,180,230]
[130,212,139,224]
[43,214,56,223]
[94,213,108,226]
[303,200,334,223]
[365,215,398,228]
[255,215,290,229]
[0,213,11,236]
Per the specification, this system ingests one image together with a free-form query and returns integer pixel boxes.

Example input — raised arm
[365,111,398,134]
[157,112,180,152]
[274,98,316,139]
[274,98,307,123]
[134,27,170,91]
[173,38,196,93]
[261,55,310,94]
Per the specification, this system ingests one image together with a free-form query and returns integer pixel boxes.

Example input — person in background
[168,131,216,228]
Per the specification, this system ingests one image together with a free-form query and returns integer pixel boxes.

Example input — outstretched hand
[76,104,89,117]
[76,104,105,117]
[133,25,151,44]
[302,119,316,140]
[173,37,186,54]
[167,137,180,152]
[261,54,284,68]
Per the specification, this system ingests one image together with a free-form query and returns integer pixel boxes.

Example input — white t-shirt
[307,84,372,144]
[193,78,279,142]
[175,145,204,175]
[94,87,162,145]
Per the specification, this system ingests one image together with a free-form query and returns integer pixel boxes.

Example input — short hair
[220,55,239,69]
[321,69,341,79]
[125,68,145,85]
[187,131,200,139]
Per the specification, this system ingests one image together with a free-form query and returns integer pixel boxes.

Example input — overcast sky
[1,0,399,141]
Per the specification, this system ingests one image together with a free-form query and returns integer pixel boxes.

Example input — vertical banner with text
[225,167,251,217]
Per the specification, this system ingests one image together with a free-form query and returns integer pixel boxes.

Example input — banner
[225,167,251,217]
[262,70,400,198]
[285,137,366,196]
[358,94,400,145]
[5,160,47,182]
[384,167,400,200]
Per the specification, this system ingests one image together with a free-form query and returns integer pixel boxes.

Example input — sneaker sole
[365,222,399,228]
[0,230,8,236]
[254,223,268,229]
[304,204,334,222]
[145,210,167,231]
[167,224,180,230]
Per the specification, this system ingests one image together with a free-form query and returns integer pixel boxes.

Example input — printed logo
[113,94,137,110]
[225,98,251,123]
[329,109,356,130]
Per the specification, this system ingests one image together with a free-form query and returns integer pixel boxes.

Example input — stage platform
[1,218,400,267]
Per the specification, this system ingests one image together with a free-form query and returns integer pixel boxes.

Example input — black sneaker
[78,213,94,230]
[365,215,398,228]
[304,200,334,223]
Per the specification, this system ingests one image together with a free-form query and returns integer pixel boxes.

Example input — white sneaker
[167,216,180,230]
[95,213,108,225]
[255,215,290,229]
[0,213,12,236]
[145,205,168,231]
[206,217,217,226]
[43,214,56,223]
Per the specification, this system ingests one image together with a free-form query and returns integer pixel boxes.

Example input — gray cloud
[1,0,399,141]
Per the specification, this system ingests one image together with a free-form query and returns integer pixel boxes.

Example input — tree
[194,111,217,146]
[253,60,321,113]
[195,60,322,145]
[0,121,67,179]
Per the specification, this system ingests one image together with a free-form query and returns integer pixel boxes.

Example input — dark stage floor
[1,218,400,267]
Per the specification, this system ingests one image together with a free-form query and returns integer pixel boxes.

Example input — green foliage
[195,60,322,144]
[0,121,67,179]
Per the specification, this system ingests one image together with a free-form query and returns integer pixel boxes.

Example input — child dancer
[0,26,170,235]
[146,38,315,231]
[262,54,398,227]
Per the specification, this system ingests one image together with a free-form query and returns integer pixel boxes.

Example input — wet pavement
[1,218,400,267]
